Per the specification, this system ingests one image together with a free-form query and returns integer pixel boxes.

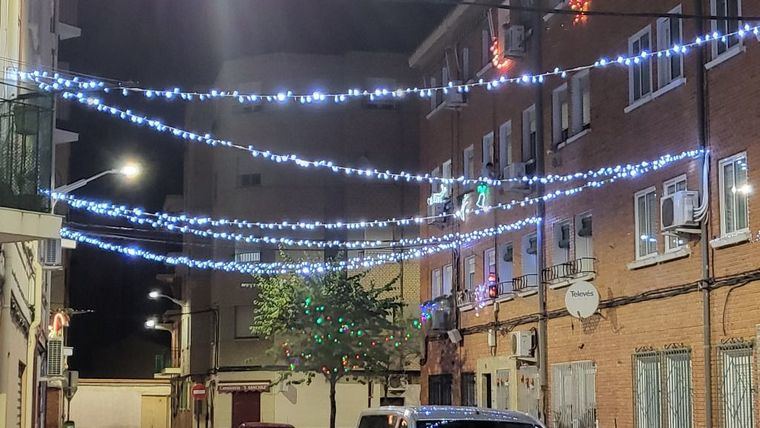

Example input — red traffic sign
[191,383,207,400]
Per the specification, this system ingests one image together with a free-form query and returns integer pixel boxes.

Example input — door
[232,392,261,427]
[140,395,169,428]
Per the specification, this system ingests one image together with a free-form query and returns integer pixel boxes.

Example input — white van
[356,406,545,428]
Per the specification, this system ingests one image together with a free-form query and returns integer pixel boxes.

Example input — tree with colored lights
[251,269,421,428]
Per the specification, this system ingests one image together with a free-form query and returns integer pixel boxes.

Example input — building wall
[414,1,760,427]
[68,379,171,428]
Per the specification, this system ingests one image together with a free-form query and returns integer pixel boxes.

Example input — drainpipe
[532,7,549,423]
[693,0,713,425]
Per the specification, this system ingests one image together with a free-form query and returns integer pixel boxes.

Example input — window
[463,145,475,183]
[718,342,753,428]
[632,349,693,428]
[442,159,453,197]
[481,28,492,68]
[633,352,662,428]
[553,221,572,264]
[358,415,398,428]
[499,120,512,173]
[443,264,453,296]
[432,268,443,298]
[484,247,496,280]
[238,173,262,187]
[552,84,570,145]
[464,256,476,291]
[629,26,653,104]
[522,105,537,163]
[461,373,477,406]
[498,243,514,291]
[462,47,471,81]
[521,234,538,276]
[657,6,684,87]
[428,374,453,405]
[552,361,596,428]
[575,213,593,260]
[719,153,749,236]
[482,132,495,168]
[711,0,741,57]
[234,305,258,338]
[664,175,688,252]
[635,187,658,259]
[571,71,591,134]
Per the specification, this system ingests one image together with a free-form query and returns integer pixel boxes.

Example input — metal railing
[542,257,597,285]
[512,274,539,292]
[0,81,54,213]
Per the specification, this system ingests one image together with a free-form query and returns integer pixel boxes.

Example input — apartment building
[413,1,760,427]
[0,1,79,427]
[175,52,422,427]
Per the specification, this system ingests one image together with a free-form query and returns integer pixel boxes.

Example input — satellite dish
[565,280,599,319]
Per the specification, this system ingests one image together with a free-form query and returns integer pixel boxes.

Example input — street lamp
[148,290,184,308]
[54,161,141,195]
[144,317,172,332]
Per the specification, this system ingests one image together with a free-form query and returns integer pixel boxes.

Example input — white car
[356,406,545,428]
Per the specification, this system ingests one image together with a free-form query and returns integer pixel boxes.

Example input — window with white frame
[711,0,742,57]
[718,342,754,428]
[463,145,476,183]
[498,242,514,291]
[635,187,658,259]
[428,166,441,214]
[719,152,749,236]
[571,70,591,134]
[633,352,662,428]
[432,267,443,298]
[664,175,687,252]
[234,305,258,338]
[462,47,471,81]
[442,159,453,196]
[552,84,570,145]
[553,221,572,265]
[484,247,497,280]
[575,213,593,260]
[629,26,653,104]
[443,264,453,296]
[464,256,476,291]
[499,120,512,174]
[657,6,684,87]
[552,361,597,428]
[482,132,495,168]
[522,105,537,163]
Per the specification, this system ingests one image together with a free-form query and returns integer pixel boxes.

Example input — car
[356,406,545,428]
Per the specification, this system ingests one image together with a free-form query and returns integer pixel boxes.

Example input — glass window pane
[723,162,736,233]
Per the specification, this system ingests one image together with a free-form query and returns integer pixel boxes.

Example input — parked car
[357,406,545,428]
[239,423,295,428]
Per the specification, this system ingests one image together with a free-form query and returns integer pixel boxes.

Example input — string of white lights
[51,148,701,241]
[60,216,542,275]
[20,24,758,106]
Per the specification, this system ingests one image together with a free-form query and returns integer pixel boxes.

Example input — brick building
[411,1,760,427]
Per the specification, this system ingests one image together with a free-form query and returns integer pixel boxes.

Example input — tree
[251,269,421,428]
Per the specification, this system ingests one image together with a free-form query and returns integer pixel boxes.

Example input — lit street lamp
[148,290,184,308]
[54,162,141,195]
[144,317,172,332]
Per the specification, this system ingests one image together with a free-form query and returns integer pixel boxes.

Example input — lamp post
[54,163,141,195]
[148,290,184,308]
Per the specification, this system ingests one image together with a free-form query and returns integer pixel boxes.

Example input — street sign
[565,280,600,319]
[191,383,207,400]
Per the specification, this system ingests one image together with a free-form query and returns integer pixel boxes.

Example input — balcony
[542,257,597,289]
[0,82,61,243]
[512,274,539,295]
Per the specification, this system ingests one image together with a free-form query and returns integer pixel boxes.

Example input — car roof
[359,406,542,425]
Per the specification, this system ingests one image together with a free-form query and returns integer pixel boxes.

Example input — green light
[305,296,312,306]
[476,182,489,194]
[356,330,364,337]
[316,317,324,325]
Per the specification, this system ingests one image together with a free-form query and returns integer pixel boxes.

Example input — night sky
[59,0,451,378]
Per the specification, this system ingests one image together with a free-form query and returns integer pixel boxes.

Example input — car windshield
[417,421,539,428]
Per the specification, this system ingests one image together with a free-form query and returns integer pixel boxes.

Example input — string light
[19,23,758,111]
[61,217,542,275]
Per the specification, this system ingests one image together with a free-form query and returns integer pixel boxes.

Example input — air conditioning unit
[387,375,409,393]
[577,216,592,237]
[47,337,65,378]
[661,190,699,231]
[502,25,526,58]
[40,239,62,269]
[510,331,534,358]
[503,162,530,192]
[443,88,467,109]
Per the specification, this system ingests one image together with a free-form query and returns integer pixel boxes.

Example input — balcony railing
[541,257,597,286]
[512,274,539,292]
[0,82,54,213]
